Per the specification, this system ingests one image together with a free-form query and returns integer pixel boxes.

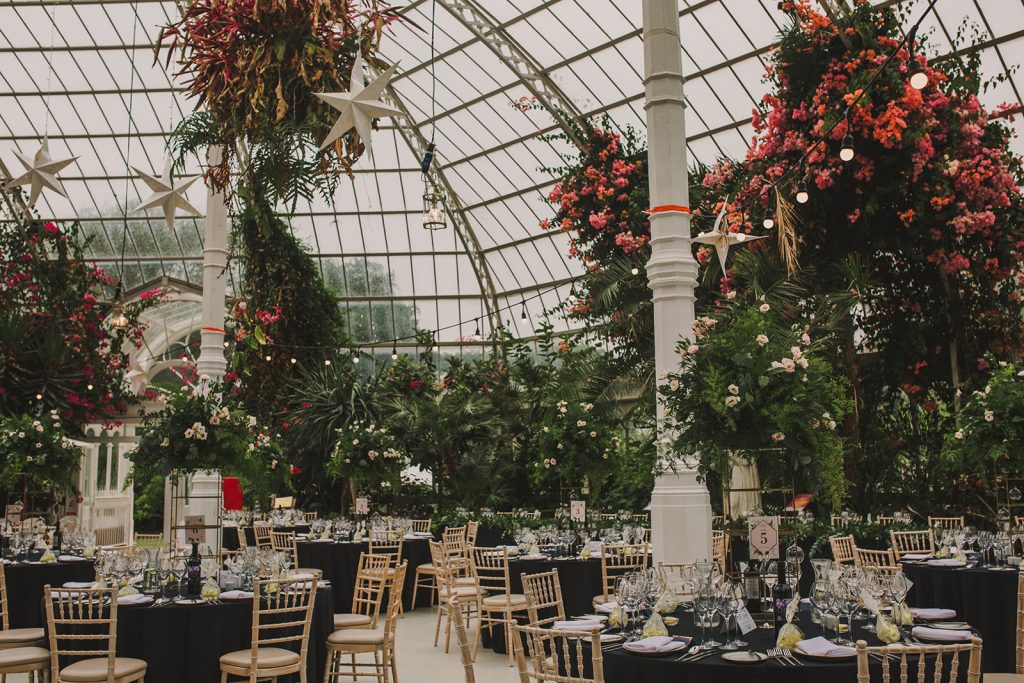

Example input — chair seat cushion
[592,595,610,605]
[984,677,1024,683]
[440,586,484,599]
[333,613,373,628]
[0,628,44,645]
[453,577,477,586]
[0,646,48,667]
[328,627,385,646]
[220,647,300,670]
[481,593,527,608]
[416,563,436,573]
[61,657,148,682]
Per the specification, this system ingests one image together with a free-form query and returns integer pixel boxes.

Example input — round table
[222,524,311,551]
[598,606,971,683]
[43,587,334,683]
[5,558,96,627]
[902,561,1016,673]
[296,538,432,613]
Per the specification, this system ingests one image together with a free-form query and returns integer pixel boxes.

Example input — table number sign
[355,497,369,515]
[570,500,586,522]
[736,606,757,635]
[184,515,205,543]
[748,515,780,560]
[5,505,20,524]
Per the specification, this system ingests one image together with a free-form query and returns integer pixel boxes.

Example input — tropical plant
[0,410,82,494]
[327,418,405,504]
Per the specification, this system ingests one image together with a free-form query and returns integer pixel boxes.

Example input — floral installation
[128,377,281,492]
[0,217,163,425]
[326,419,405,491]
[0,410,83,493]
[659,304,851,508]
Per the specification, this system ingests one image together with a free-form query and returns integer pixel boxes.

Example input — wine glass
[761,560,778,613]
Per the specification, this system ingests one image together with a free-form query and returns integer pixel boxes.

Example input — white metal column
[643,0,713,564]
[195,146,228,379]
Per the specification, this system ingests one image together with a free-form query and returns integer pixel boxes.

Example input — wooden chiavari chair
[0,567,48,681]
[875,515,896,525]
[0,563,47,649]
[410,520,437,608]
[428,541,482,653]
[853,547,896,570]
[830,535,857,565]
[450,597,475,683]
[986,571,1024,682]
[928,516,965,530]
[235,527,249,551]
[271,530,300,569]
[712,530,727,574]
[521,570,565,629]
[831,514,863,529]
[512,624,605,683]
[44,585,147,683]
[466,522,479,548]
[219,571,320,683]
[890,530,935,561]
[657,562,696,601]
[441,528,475,586]
[303,511,318,523]
[324,563,407,683]
[252,523,273,549]
[334,553,390,630]
[410,520,431,534]
[854,637,981,683]
[593,543,649,608]
[471,546,528,665]
[368,531,403,568]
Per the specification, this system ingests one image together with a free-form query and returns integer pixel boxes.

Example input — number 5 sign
[748,516,780,560]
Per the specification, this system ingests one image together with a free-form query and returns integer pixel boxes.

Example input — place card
[736,606,757,635]
[570,500,586,522]
[355,497,369,515]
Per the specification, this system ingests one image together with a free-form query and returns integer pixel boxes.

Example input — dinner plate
[795,650,856,661]
[927,622,972,631]
[573,614,608,622]
[722,651,766,664]
[623,641,688,656]
[600,633,623,643]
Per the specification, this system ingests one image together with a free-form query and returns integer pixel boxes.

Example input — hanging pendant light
[763,187,775,229]
[422,176,448,231]
[108,281,129,330]
[795,179,809,204]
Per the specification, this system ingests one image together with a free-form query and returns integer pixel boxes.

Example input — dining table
[594,605,978,683]
[901,559,1017,672]
[221,524,311,551]
[296,535,433,613]
[41,586,334,683]
[5,557,96,627]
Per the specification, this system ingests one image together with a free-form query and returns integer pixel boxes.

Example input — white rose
[985,410,995,422]
[955,430,965,439]
[728,384,740,395]
[160,438,169,447]
[759,303,771,313]
[801,333,811,345]
[725,396,741,408]
[687,344,699,355]
[577,420,587,428]
[589,431,597,438]
[771,432,785,442]
[756,334,769,346]
[726,290,737,300]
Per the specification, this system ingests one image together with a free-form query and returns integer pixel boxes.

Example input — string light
[324,359,332,366]
[351,353,360,364]
[795,179,809,204]
[223,340,230,348]
[87,384,93,391]
[520,300,528,321]
[264,354,271,362]
[839,134,855,162]
[35,393,42,400]
[391,346,398,361]
[290,358,297,364]
[905,25,929,90]
[630,267,639,275]
[763,188,775,229]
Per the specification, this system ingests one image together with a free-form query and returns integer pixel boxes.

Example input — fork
[767,647,789,665]
[781,648,803,665]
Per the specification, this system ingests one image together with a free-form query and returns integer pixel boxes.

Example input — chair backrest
[831,514,863,528]
[853,546,896,569]
[657,562,695,599]
[253,523,273,549]
[133,532,163,548]
[830,534,857,565]
[0,563,10,630]
[411,519,432,534]
[512,623,604,683]
[351,553,391,627]
[466,521,479,547]
[450,597,476,683]
[890,529,935,560]
[875,515,896,525]
[711,530,726,573]
[599,543,649,601]
[236,526,249,550]
[44,585,119,683]
[381,563,407,644]
[928,516,965,530]
[368,530,403,568]
[249,571,320,674]
[270,530,299,568]
[470,546,512,597]
[521,569,565,628]
[1015,569,1024,675]
[711,514,724,526]
[441,526,469,572]
[429,540,459,593]
[303,511,318,523]
[854,637,981,683]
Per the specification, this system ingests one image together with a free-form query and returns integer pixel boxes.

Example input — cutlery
[781,648,802,665]
[767,647,789,665]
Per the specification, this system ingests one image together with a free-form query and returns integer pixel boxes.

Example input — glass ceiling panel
[0,0,1020,349]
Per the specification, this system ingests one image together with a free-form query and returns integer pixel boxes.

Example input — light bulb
[35,393,42,400]
[324,359,332,366]
[391,347,398,360]
[109,311,129,330]
[223,340,230,348]
[290,358,297,364]
[796,180,809,204]
[352,355,360,364]
[839,135,855,162]
[763,216,775,229]
[908,63,928,90]
[735,233,747,242]
[630,267,639,275]
[264,354,271,362]
[87,384,93,391]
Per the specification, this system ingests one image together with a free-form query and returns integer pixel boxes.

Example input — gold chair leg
[433,602,443,647]
[389,645,398,683]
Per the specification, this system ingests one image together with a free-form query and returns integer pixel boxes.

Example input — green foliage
[0,411,82,493]
[326,419,404,490]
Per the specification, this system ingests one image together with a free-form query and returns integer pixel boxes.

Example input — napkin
[622,636,685,654]
[58,555,87,562]
[927,559,966,567]
[553,620,602,632]
[221,590,255,600]
[62,581,95,589]
[901,552,933,560]
[117,594,154,605]
[796,636,856,658]
[912,626,972,642]
[911,608,956,620]
[594,601,618,614]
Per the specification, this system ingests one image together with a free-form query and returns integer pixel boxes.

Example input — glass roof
[1,0,1022,351]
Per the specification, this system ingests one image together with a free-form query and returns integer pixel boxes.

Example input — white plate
[600,633,623,643]
[722,651,766,664]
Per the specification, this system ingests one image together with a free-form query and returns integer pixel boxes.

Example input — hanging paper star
[124,353,149,397]
[315,53,403,158]
[132,158,201,232]
[692,197,766,271]
[3,140,77,207]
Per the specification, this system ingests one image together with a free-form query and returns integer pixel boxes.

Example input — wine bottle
[186,542,202,595]
[742,560,761,611]
[772,555,794,634]
[52,526,62,553]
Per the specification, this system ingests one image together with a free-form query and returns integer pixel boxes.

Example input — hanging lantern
[422,177,448,231]
[108,281,129,330]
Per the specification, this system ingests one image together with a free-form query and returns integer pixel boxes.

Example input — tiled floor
[4,606,518,683]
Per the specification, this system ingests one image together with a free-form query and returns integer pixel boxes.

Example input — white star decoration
[692,197,766,272]
[4,141,77,207]
[315,53,403,159]
[125,353,149,397]
[132,158,201,232]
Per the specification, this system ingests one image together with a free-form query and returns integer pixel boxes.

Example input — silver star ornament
[692,196,766,272]
[4,141,77,207]
[315,53,403,158]
[132,158,202,232]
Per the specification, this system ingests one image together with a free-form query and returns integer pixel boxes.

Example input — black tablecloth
[222,525,311,551]
[902,562,1016,673]
[6,560,95,627]
[296,538,432,613]
[42,588,333,683]
[598,606,974,683]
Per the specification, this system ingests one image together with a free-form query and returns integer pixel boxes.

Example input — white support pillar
[643,0,713,564]
[196,146,228,379]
